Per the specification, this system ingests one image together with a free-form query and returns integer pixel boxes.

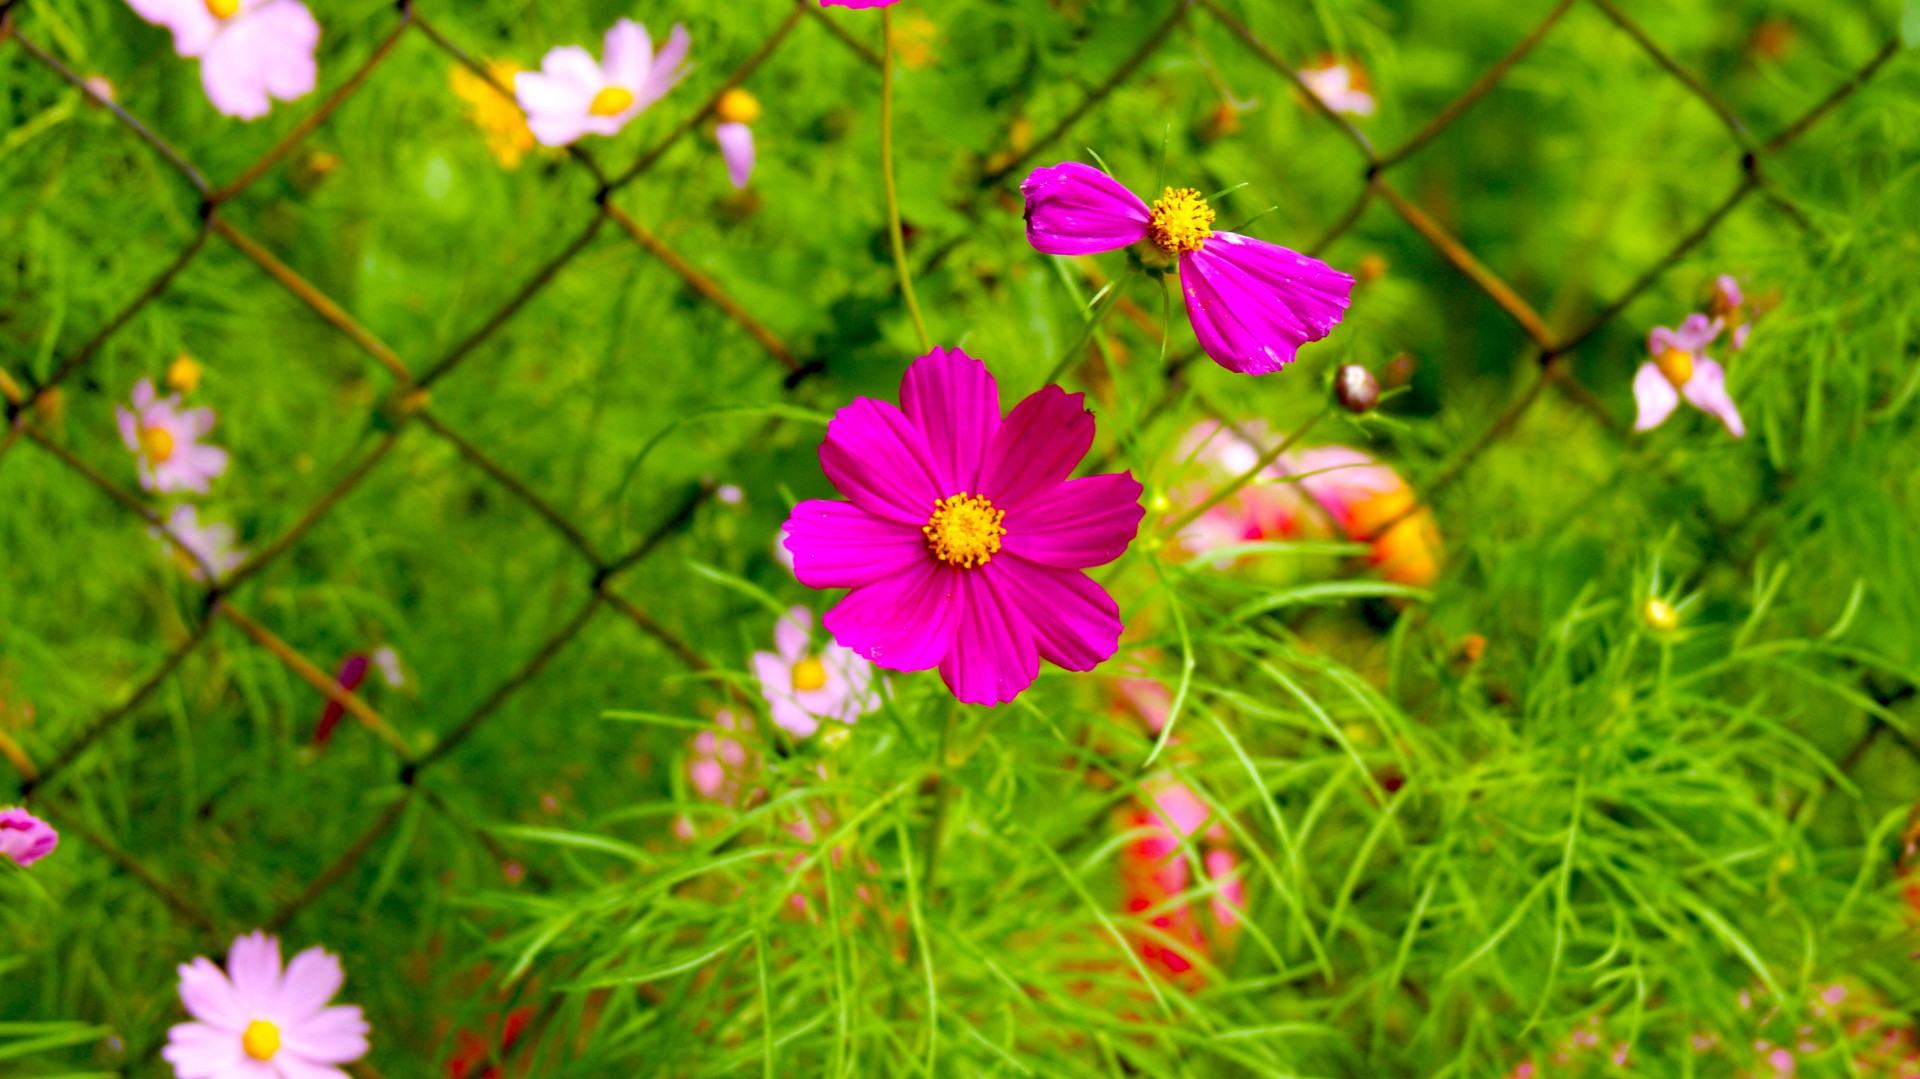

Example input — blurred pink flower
[164,931,368,1078]
[717,123,756,189]
[752,607,880,738]
[1298,58,1376,117]
[688,708,752,805]
[515,19,689,147]
[117,378,228,495]
[0,807,58,867]
[151,504,246,582]
[124,0,319,119]
[1712,273,1758,350]
[1118,777,1243,980]
[1634,313,1744,437]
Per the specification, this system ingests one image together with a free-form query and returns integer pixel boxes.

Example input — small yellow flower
[890,12,938,70]
[167,353,203,393]
[1642,597,1680,632]
[715,88,761,126]
[450,61,537,169]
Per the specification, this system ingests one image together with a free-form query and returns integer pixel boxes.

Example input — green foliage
[2,0,1918,1076]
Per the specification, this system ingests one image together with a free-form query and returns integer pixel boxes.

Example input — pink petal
[936,570,1039,706]
[1714,274,1744,309]
[272,946,343,1022]
[514,69,588,116]
[822,558,962,673]
[600,18,654,89]
[271,1055,354,1079]
[639,25,692,105]
[177,957,248,1027]
[1682,358,1745,437]
[999,472,1142,569]
[199,2,318,120]
[277,1003,369,1064]
[766,696,820,739]
[1180,233,1353,375]
[977,385,1094,511]
[819,398,945,525]
[116,406,141,453]
[1019,162,1151,256]
[783,500,928,590]
[1632,362,1680,432]
[1731,322,1750,350]
[775,607,811,662]
[1669,313,1723,354]
[716,122,755,189]
[542,45,608,97]
[1147,781,1211,836]
[126,0,221,57]
[134,378,157,410]
[689,759,726,798]
[1205,848,1245,926]
[226,931,282,1006]
[987,556,1122,672]
[162,1021,245,1079]
[899,346,999,494]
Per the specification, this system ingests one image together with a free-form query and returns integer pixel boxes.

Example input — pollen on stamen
[241,1019,280,1061]
[142,426,176,464]
[924,493,1007,569]
[1654,347,1694,388]
[589,86,635,117]
[1148,187,1215,254]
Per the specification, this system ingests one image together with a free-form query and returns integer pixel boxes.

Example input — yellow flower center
[167,354,203,393]
[205,0,240,18]
[715,88,762,125]
[141,426,176,464]
[1654,347,1694,388]
[1643,598,1680,632]
[589,86,635,117]
[791,656,827,693]
[924,493,1006,569]
[1148,187,1215,254]
[241,1019,280,1061]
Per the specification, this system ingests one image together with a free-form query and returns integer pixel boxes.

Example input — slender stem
[880,8,931,353]
[1041,269,1136,386]
[1160,404,1331,539]
[921,706,957,894]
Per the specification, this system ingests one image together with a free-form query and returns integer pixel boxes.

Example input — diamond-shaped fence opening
[0,0,1905,1070]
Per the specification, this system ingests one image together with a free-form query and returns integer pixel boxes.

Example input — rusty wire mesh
[0,0,1904,1065]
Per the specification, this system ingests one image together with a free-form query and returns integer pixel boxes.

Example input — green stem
[881,9,931,353]
[1159,403,1332,539]
[1040,268,1137,386]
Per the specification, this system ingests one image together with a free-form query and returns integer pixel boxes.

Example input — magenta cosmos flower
[782,347,1144,706]
[1635,313,1744,437]
[164,931,369,1079]
[515,19,689,147]
[0,807,58,867]
[1022,162,1353,375]
[124,0,319,120]
[117,378,228,495]
[752,606,881,738]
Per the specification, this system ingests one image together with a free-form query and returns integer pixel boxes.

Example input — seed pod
[1334,363,1380,413]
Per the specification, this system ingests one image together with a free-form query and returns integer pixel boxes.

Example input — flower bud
[1334,363,1379,413]
[1642,597,1680,632]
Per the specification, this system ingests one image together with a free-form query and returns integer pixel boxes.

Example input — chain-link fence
[0,0,1903,1070]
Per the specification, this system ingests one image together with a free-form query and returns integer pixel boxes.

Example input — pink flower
[514,19,690,147]
[0,807,58,867]
[1022,162,1353,374]
[151,504,246,581]
[688,708,752,805]
[1117,777,1244,979]
[1297,59,1376,117]
[752,608,881,738]
[117,379,228,495]
[124,0,319,120]
[782,347,1145,706]
[163,931,369,1078]
[1634,313,1744,437]
[1712,273,1755,350]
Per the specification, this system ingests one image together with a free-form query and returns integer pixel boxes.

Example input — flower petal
[1672,313,1723,354]
[775,607,810,662]
[818,398,945,524]
[987,556,1122,673]
[936,570,1039,706]
[783,500,929,590]
[276,1003,369,1064]
[978,385,1094,511]
[226,931,282,1005]
[199,1,318,119]
[1180,233,1353,374]
[1020,162,1151,255]
[1000,472,1142,569]
[1682,358,1745,437]
[640,24,693,106]
[899,346,999,495]
[1632,362,1680,432]
[823,558,962,673]
[716,122,755,189]
[601,18,653,90]
[163,1021,245,1079]
[176,957,248,1028]
[272,1054,354,1079]
[126,0,220,57]
[272,946,343,1022]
